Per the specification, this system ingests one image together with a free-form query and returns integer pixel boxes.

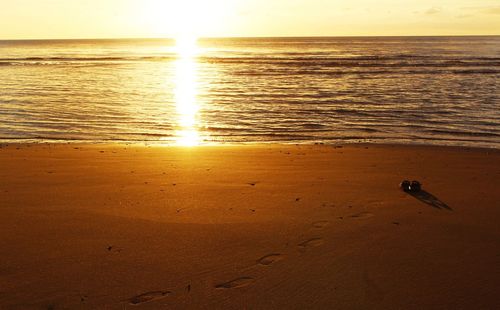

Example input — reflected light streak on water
[173,38,202,146]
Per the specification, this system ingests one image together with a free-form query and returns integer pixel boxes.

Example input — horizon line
[1,34,499,41]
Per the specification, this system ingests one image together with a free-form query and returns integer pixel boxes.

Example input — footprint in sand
[312,221,330,229]
[257,254,284,266]
[322,203,336,208]
[128,291,171,305]
[349,212,374,219]
[215,277,254,289]
[298,238,324,248]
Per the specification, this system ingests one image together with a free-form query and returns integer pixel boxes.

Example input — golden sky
[1,0,499,39]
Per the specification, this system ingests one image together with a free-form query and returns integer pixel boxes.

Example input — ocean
[0,36,499,147]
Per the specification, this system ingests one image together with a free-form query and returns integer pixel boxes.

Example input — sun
[141,0,232,39]
[174,35,199,58]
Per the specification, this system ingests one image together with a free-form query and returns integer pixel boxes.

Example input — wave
[0,55,175,62]
[424,129,500,138]
[232,69,500,76]
[2,54,499,67]
[0,135,172,142]
[4,59,496,74]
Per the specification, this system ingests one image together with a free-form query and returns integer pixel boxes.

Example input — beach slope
[0,144,499,309]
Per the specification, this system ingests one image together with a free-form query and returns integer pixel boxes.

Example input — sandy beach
[0,143,499,309]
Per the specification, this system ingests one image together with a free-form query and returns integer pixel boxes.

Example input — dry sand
[0,143,499,309]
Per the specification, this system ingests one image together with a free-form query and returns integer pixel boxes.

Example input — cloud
[483,7,500,15]
[425,7,442,15]
[461,6,500,15]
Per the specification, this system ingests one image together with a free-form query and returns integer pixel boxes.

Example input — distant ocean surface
[0,37,499,147]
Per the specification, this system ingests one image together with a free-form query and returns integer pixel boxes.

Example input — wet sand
[0,144,499,309]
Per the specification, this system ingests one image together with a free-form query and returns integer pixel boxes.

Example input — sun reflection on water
[174,37,201,146]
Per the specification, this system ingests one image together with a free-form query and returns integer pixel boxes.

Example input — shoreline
[1,140,499,151]
[1,143,499,308]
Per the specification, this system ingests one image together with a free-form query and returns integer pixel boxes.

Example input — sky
[0,0,499,39]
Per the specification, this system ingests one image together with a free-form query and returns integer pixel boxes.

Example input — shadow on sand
[410,190,452,211]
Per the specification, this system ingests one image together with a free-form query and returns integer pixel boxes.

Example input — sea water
[0,37,499,147]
